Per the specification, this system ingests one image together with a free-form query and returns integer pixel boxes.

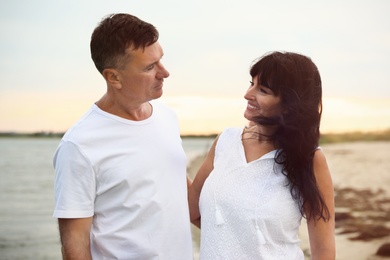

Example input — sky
[1,0,389,135]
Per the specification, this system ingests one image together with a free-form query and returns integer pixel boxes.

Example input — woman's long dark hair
[250,51,330,222]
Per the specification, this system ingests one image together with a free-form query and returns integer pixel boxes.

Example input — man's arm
[58,217,93,260]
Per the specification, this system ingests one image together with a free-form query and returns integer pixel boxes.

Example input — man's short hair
[90,13,159,74]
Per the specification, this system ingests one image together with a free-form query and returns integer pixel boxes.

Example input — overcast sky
[1,0,389,134]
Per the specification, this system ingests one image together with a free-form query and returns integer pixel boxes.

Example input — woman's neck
[242,124,276,142]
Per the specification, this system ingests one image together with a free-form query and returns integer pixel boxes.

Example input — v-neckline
[239,127,277,165]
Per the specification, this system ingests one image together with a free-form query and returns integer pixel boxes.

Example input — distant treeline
[1,129,390,144]
[319,129,390,144]
[0,132,64,138]
[0,132,218,139]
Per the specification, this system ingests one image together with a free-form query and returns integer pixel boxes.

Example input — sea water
[0,137,213,259]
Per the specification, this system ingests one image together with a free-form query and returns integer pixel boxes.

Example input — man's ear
[102,68,121,89]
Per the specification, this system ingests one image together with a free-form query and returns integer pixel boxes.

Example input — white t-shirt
[53,101,193,260]
[199,127,303,259]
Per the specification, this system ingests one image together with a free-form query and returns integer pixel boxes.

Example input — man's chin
[153,90,163,99]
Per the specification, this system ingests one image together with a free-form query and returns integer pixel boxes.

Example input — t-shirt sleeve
[53,141,96,218]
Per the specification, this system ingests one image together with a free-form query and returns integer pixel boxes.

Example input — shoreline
[187,141,390,259]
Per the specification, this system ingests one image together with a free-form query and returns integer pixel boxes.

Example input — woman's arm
[307,149,336,260]
[188,136,219,228]
[58,217,93,260]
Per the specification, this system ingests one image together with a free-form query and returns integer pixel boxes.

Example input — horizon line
[1,128,390,138]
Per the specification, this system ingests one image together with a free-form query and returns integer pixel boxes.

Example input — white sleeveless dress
[199,127,304,260]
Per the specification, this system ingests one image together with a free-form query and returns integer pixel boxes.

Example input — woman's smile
[247,102,259,111]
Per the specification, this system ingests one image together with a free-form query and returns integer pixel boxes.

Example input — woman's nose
[244,86,254,100]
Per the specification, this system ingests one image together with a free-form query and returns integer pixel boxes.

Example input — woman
[188,51,335,259]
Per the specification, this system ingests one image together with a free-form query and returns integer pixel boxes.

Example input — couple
[53,13,335,259]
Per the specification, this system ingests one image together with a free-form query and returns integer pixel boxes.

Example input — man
[53,13,193,259]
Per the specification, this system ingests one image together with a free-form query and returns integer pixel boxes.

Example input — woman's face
[243,76,284,121]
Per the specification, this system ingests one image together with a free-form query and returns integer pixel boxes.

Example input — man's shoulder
[61,105,100,141]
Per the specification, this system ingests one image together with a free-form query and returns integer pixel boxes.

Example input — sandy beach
[187,141,390,260]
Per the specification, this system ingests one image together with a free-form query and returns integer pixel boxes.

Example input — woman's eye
[259,87,270,94]
[249,81,254,86]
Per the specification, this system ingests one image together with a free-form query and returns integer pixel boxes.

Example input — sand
[187,141,390,260]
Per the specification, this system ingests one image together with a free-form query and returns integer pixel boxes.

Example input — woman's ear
[102,68,121,89]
